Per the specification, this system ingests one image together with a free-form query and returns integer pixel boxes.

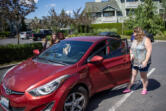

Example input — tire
[64,86,88,111]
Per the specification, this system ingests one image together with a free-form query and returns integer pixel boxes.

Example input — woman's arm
[130,49,134,61]
[142,37,152,67]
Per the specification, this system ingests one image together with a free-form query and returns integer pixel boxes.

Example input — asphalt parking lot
[0,38,41,45]
[0,41,166,111]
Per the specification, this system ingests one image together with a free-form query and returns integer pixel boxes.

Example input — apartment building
[84,0,163,23]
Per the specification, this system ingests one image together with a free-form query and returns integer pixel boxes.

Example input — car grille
[11,107,25,111]
[3,84,24,95]
[2,106,25,111]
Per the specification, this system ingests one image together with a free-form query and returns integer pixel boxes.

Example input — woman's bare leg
[127,69,138,89]
[140,71,148,91]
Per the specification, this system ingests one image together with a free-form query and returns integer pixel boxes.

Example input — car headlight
[29,75,70,96]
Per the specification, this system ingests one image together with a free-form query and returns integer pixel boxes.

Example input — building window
[126,0,138,2]
[117,11,123,16]
[96,12,102,17]
[126,8,135,16]
[121,0,125,3]
[103,11,115,17]
[153,0,161,2]
[141,0,161,2]
[159,9,164,14]
[91,13,96,17]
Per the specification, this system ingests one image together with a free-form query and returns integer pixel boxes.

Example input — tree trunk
[16,26,20,44]
[17,31,20,44]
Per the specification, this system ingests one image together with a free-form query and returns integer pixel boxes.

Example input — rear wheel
[64,87,88,111]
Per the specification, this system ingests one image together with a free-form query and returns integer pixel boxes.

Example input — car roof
[64,36,113,43]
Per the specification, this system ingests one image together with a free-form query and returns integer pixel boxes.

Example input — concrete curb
[155,40,166,42]
[0,63,20,70]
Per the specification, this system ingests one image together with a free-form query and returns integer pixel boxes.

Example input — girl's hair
[133,27,145,43]
[51,33,57,45]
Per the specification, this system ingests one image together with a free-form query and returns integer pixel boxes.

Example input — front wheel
[64,87,88,111]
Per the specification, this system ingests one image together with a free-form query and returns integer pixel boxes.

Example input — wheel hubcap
[64,92,86,111]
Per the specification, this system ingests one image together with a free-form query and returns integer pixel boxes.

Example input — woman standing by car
[123,27,152,95]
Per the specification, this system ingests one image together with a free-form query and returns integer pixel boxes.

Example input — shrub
[91,23,122,34]
[124,30,133,36]
[46,35,51,41]
[0,43,43,64]
[110,28,118,33]
[155,31,166,38]
[0,31,10,38]
[94,28,118,34]
[67,33,95,38]
[163,31,166,37]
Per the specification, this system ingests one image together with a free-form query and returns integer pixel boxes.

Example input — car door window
[88,40,106,60]
[105,39,126,58]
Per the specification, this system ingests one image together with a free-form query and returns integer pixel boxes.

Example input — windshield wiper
[49,60,68,65]
[34,57,54,64]
[42,58,68,65]
[35,57,68,65]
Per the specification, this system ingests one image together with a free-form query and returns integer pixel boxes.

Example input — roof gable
[84,0,120,13]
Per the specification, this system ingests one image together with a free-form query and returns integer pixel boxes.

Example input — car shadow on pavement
[86,78,160,111]
[131,78,161,91]
[86,87,126,111]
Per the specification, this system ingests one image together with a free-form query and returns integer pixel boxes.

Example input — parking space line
[109,68,156,111]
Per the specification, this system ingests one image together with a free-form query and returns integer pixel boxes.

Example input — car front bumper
[0,84,70,111]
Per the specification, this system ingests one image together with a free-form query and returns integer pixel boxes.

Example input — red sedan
[0,36,131,111]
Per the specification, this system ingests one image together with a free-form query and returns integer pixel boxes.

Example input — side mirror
[33,49,40,55]
[89,56,104,63]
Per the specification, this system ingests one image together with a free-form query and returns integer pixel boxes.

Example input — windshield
[35,41,92,65]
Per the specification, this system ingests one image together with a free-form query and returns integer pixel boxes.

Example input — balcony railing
[125,2,141,8]
[93,16,125,24]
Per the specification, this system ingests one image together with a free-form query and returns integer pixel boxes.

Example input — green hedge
[0,31,10,38]
[124,30,133,36]
[0,43,43,64]
[91,23,122,34]
[67,33,95,38]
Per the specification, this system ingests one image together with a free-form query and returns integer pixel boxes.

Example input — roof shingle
[84,0,121,13]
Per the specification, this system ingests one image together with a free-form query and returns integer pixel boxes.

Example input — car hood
[3,59,73,92]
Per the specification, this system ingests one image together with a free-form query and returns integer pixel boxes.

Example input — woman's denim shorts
[132,64,151,72]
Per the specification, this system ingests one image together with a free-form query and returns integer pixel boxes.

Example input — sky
[26,0,95,19]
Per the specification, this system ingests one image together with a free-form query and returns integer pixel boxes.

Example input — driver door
[87,40,116,93]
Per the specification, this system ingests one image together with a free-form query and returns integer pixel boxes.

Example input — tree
[125,0,164,35]
[0,0,36,44]
[161,0,166,28]
[20,17,27,31]
[161,0,166,15]
[0,14,9,31]
[48,8,59,32]
[29,16,41,32]
[73,8,94,33]
[58,9,72,29]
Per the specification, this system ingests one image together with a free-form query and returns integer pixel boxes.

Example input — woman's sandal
[123,89,131,93]
[141,90,148,95]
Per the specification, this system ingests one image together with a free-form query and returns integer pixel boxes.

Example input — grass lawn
[0,60,23,67]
